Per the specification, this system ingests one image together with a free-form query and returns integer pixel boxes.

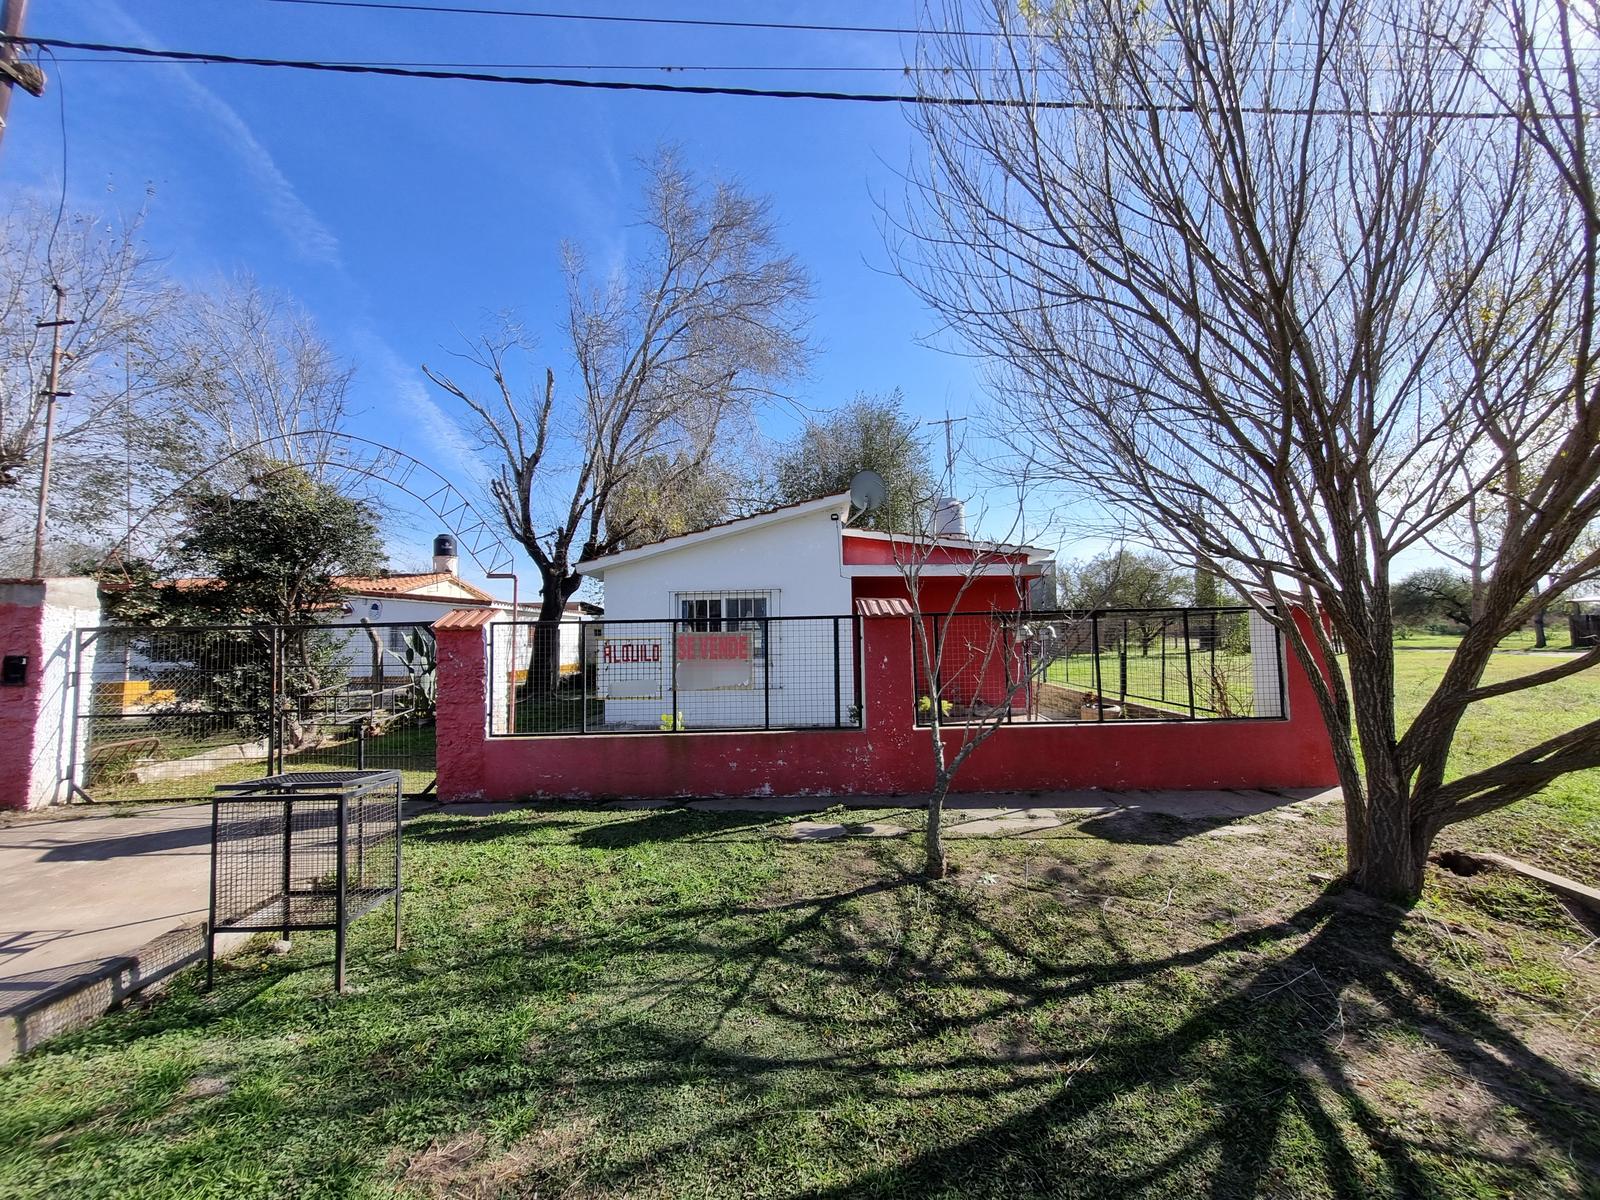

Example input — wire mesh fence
[489,616,861,734]
[914,607,1285,724]
[73,621,439,802]
[207,769,402,992]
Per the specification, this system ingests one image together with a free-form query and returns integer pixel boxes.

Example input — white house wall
[592,511,855,729]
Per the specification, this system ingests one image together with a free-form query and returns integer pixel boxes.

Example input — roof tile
[433,608,498,631]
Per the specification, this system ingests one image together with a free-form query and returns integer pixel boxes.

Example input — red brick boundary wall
[0,579,101,810]
[433,609,1339,802]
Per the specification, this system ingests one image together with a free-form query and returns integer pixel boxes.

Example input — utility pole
[0,0,45,160]
[32,284,75,578]
[926,412,968,488]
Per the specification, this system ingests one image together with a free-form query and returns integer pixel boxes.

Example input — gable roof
[337,572,498,605]
[170,572,500,606]
[576,491,853,576]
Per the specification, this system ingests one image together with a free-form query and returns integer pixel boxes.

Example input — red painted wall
[433,609,1339,802]
[842,533,1031,567]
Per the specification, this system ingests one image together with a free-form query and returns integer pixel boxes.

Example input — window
[676,591,773,662]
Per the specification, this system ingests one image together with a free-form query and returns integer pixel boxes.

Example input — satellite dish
[848,469,888,518]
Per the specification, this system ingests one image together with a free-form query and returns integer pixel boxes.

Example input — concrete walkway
[619,787,1341,840]
[0,804,219,1061]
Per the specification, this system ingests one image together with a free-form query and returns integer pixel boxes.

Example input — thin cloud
[96,2,343,267]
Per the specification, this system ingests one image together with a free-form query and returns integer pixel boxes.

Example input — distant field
[1390,647,1600,877]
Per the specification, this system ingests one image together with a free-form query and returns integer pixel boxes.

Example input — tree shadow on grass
[8,839,1598,1200]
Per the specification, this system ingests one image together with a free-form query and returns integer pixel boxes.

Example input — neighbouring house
[94,535,600,710]
[571,491,1053,729]
[1568,594,1600,647]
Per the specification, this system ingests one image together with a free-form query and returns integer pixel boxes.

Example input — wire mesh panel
[488,616,861,735]
[277,622,439,792]
[916,608,1285,724]
[73,622,438,802]
[207,770,402,992]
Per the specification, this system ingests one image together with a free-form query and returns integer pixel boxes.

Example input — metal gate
[71,621,438,802]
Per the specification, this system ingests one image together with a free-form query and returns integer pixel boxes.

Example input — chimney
[432,533,459,576]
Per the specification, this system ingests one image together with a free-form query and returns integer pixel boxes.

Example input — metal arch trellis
[103,429,517,577]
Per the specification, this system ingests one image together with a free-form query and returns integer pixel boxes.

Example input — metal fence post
[1276,622,1288,718]
[1090,614,1104,721]
[393,779,404,951]
[280,797,294,941]
[580,623,590,734]
[1182,611,1197,719]
[334,794,349,994]
[268,625,282,775]
[763,616,771,730]
[205,798,221,989]
[1119,617,1129,708]
[669,618,679,732]
[833,617,842,728]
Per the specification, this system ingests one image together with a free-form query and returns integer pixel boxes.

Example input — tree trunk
[1346,776,1430,899]
[1532,578,1548,648]
[526,585,568,697]
[1342,606,1433,902]
[926,779,949,879]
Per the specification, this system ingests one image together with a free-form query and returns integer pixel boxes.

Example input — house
[572,491,1053,729]
[93,536,600,710]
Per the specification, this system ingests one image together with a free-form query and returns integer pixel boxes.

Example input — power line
[2,35,1540,118]
[252,0,1600,57]
[43,56,944,73]
[257,0,984,38]
[40,54,1569,81]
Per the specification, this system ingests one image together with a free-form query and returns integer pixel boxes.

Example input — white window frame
[671,590,778,664]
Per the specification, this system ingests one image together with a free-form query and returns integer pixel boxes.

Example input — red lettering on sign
[601,640,661,665]
[676,632,751,662]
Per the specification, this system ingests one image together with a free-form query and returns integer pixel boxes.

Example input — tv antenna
[926,412,967,487]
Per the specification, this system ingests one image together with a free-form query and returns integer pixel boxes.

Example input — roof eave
[577,491,853,576]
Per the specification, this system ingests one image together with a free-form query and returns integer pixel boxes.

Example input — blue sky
[4,0,1029,593]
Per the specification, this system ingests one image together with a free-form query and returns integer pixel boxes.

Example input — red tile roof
[336,572,498,604]
[170,572,498,605]
[433,607,498,631]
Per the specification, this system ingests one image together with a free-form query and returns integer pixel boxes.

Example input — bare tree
[899,0,1600,898]
[0,202,181,571]
[426,149,811,690]
[890,474,1062,878]
[159,275,355,479]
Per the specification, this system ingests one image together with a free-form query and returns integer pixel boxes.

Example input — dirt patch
[397,1118,600,1199]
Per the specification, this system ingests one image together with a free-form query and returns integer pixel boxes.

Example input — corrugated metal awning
[854,597,914,618]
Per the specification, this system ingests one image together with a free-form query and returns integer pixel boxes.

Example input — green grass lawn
[1042,647,1260,717]
[1391,648,1600,878]
[3,640,1598,1197]
[85,724,438,802]
[2,799,1597,1199]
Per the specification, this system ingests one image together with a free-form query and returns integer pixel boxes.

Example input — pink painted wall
[433,610,1339,802]
[0,579,100,810]
[0,590,47,810]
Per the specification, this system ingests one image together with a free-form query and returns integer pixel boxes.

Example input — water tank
[432,534,458,559]
[934,497,966,537]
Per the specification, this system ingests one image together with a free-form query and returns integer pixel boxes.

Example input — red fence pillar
[433,609,495,802]
[0,578,101,810]
[858,606,931,794]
